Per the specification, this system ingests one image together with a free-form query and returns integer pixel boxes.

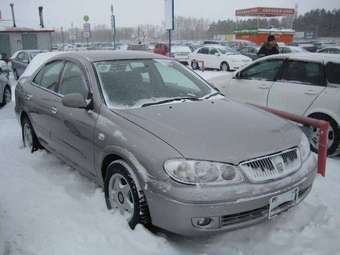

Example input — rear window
[326,63,340,85]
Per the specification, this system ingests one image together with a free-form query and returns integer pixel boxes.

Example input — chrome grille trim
[240,148,301,183]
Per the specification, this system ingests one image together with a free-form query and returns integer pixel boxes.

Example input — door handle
[259,85,270,90]
[24,94,32,101]
[304,91,319,96]
[50,107,58,114]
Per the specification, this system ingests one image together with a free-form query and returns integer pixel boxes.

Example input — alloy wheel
[108,173,135,220]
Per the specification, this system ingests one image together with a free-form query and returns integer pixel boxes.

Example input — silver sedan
[15,51,317,236]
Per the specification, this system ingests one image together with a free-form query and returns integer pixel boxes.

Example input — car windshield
[94,59,216,109]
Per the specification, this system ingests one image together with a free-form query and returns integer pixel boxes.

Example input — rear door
[208,47,220,69]
[268,60,326,115]
[24,60,65,147]
[225,58,284,106]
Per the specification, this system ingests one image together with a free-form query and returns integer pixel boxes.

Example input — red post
[252,105,329,177]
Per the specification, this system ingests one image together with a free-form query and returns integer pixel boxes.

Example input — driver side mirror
[62,93,92,110]
[214,53,221,57]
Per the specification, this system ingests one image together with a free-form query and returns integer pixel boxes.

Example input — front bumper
[145,153,317,236]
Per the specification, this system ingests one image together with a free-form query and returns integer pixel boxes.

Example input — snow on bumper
[145,153,317,236]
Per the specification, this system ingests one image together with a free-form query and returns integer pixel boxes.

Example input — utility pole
[164,0,174,55]
[111,3,116,49]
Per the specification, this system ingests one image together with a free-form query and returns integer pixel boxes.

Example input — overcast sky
[0,0,338,29]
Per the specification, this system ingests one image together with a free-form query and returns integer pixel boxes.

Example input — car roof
[320,46,340,50]
[51,50,167,62]
[264,53,340,64]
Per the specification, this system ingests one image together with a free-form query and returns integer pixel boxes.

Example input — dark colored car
[11,50,47,79]
[239,46,260,60]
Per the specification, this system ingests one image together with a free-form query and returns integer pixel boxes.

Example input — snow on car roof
[20,51,63,78]
[265,53,340,64]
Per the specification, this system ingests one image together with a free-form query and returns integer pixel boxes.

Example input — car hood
[115,99,302,164]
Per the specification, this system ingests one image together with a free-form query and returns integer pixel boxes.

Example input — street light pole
[111,3,116,49]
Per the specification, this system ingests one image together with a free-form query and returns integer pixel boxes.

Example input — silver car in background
[15,51,317,236]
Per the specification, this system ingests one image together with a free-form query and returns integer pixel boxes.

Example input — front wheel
[104,160,151,229]
[309,115,340,156]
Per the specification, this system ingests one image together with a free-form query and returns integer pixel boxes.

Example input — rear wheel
[309,114,340,156]
[191,60,199,70]
[0,86,11,107]
[21,116,40,152]
[220,62,230,72]
[104,160,151,229]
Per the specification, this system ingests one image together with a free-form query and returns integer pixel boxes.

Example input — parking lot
[0,73,340,254]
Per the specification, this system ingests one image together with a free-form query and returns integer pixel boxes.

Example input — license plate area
[269,188,299,219]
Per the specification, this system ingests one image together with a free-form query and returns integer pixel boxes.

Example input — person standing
[257,35,280,57]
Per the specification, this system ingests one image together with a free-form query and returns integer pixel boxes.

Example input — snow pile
[0,99,340,254]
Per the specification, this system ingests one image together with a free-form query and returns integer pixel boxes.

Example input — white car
[190,45,252,71]
[209,53,340,156]
[170,45,192,65]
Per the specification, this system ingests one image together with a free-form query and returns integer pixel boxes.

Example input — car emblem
[271,156,285,173]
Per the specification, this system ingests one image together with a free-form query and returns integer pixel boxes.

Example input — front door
[226,58,284,106]
[268,60,326,115]
[52,61,97,175]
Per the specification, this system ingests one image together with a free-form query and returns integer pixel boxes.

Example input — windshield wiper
[141,97,200,107]
[202,91,223,99]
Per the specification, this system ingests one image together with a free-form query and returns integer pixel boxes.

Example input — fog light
[197,217,212,226]
[192,216,219,229]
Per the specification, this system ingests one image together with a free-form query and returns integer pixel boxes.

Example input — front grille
[221,205,268,226]
[240,148,301,183]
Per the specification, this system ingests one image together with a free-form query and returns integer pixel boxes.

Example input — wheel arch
[100,147,148,192]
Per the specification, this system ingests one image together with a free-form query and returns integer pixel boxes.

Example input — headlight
[164,159,244,185]
[299,134,311,162]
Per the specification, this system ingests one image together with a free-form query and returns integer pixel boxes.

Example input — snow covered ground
[0,76,340,255]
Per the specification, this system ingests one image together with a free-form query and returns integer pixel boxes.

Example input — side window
[240,59,284,81]
[326,62,340,85]
[58,62,89,98]
[38,61,64,91]
[209,48,219,55]
[198,48,209,54]
[16,52,25,61]
[280,61,325,86]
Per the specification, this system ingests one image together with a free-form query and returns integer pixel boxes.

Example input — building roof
[235,7,295,17]
[0,27,54,33]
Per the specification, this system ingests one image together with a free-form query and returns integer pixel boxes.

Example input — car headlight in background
[299,134,311,162]
[164,159,244,185]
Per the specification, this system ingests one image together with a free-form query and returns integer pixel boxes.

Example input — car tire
[104,160,151,229]
[0,86,11,107]
[21,116,40,153]
[191,60,199,70]
[220,62,230,72]
[309,114,340,156]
